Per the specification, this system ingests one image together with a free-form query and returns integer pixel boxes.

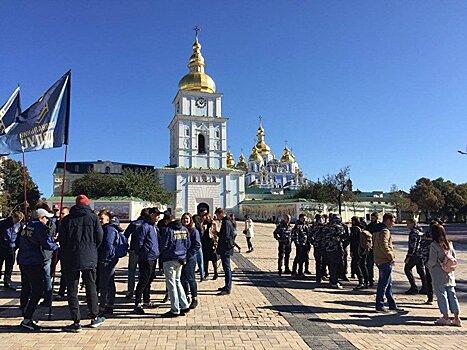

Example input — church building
[155,32,245,216]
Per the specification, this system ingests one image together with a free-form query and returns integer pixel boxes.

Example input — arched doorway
[197,202,210,215]
[198,134,206,154]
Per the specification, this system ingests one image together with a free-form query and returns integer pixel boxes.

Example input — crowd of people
[0,198,462,332]
[272,211,462,326]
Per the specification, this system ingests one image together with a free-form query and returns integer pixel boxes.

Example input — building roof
[54,161,154,174]
[47,196,147,201]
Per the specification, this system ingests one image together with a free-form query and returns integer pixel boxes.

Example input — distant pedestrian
[216,208,235,295]
[404,219,427,295]
[243,215,254,253]
[373,213,404,313]
[229,213,241,252]
[273,214,293,276]
[17,209,57,331]
[427,224,462,327]
[59,195,105,332]
[0,211,24,290]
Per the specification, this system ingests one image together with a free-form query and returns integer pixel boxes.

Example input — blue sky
[1,1,467,197]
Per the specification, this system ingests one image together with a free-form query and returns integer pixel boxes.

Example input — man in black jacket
[59,195,104,332]
[0,212,24,289]
[215,208,235,295]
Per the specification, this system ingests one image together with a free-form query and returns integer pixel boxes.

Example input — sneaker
[389,307,406,313]
[404,288,418,295]
[375,308,389,313]
[161,311,180,318]
[353,284,366,291]
[20,320,41,331]
[218,289,231,296]
[181,308,190,314]
[63,323,82,333]
[451,318,463,327]
[90,316,106,328]
[134,306,145,315]
[189,299,198,309]
[340,277,350,282]
[161,294,169,303]
[330,283,343,290]
[425,299,433,305]
[434,317,452,326]
[217,287,226,291]
[143,302,158,309]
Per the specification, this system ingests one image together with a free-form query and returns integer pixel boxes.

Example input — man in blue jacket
[59,195,105,332]
[17,209,58,331]
[159,216,190,317]
[0,211,24,290]
[215,208,235,295]
[133,207,162,314]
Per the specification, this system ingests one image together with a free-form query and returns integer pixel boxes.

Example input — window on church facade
[185,127,190,136]
[215,129,220,138]
[198,134,206,154]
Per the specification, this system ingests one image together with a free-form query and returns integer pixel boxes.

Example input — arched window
[198,134,206,154]
[105,166,111,174]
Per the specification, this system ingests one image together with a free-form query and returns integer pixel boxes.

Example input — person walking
[229,213,241,252]
[159,216,190,317]
[404,219,427,295]
[243,215,254,253]
[17,209,58,331]
[373,213,403,313]
[123,208,149,299]
[273,214,293,276]
[215,208,235,295]
[180,212,201,309]
[97,210,121,315]
[133,208,162,314]
[59,195,105,332]
[0,212,24,290]
[427,224,462,327]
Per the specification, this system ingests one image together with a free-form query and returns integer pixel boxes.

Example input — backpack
[114,230,129,258]
[359,229,373,253]
[441,249,457,273]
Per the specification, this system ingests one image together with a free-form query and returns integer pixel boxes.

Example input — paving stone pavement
[0,222,466,349]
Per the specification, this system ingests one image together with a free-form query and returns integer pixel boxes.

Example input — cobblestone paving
[0,222,466,349]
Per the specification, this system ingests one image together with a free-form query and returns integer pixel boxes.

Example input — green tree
[432,177,465,222]
[294,181,336,203]
[0,158,41,214]
[409,178,444,221]
[121,169,172,204]
[71,171,123,198]
[389,184,406,222]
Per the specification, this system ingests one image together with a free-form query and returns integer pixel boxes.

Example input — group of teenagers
[272,211,462,326]
[0,195,240,332]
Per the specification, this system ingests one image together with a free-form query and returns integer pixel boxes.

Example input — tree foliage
[71,169,172,204]
[389,184,418,220]
[0,158,41,214]
[409,178,445,219]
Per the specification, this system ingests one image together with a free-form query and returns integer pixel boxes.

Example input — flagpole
[21,150,28,223]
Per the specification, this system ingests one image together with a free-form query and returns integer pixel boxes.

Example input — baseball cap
[148,207,163,216]
[36,208,54,218]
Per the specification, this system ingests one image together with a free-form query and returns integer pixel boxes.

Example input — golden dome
[236,154,248,171]
[249,145,262,162]
[226,151,235,168]
[280,146,296,163]
[255,124,271,155]
[178,37,216,93]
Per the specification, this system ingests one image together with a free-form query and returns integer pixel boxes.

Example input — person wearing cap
[133,207,162,314]
[59,195,105,332]
[0,211,24,290]
[17,208,58,331]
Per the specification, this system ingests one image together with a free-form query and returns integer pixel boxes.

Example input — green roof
[47,196,146,201]
[241,198,313,204]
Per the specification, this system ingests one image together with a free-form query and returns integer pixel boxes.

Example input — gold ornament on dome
[226,151,235,168]
[236,154,248,171]
[249,145,262,162]
[280,146,296,163]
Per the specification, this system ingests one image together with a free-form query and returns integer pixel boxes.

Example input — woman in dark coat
[201,213,218,280]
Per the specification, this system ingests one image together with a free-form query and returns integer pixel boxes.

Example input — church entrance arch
[197,202,210,215]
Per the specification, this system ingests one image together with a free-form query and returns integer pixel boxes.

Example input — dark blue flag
[0,71,71,155]
[0,86,21,136]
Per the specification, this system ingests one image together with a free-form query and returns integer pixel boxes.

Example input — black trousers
[278,242,292,272]
[295,245,308,275]
[135,259,156,306]
[404,255,426,290]
[65,269,99,323]
[366,249,375,285]
[0,247,15,283]
[313,247,327,282]
[20,264,44,319]
[351,251,369,285]
[246,237,253,250]
[424,263,433,301]
[327,250,342,285]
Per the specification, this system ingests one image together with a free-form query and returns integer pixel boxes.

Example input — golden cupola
[249,145,262,162]
[226,151,235,168]
[236,154,248,171]
[255,124,271,155]
[178,34,216,93]
[280,146,296,163]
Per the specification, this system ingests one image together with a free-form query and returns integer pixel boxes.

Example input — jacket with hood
[134,218,160,262]
[0,217,22,249]
[124,216,146,251]
[372,223,395,265]
[98,223,122,263]
[160,220,190,262]
[59,204,104,271]
[17,219,58,265]
[406,226,423,259]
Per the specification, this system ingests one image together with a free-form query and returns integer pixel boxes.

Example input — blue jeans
[181,255,198,298]
[376,262,396,310]
[42,259,52,305]
[220,252,232,292]
[98,260,117,307]
[196,248,204,280]
[434,285,460,315]
[127,250,138,294]
[163,260,190,314]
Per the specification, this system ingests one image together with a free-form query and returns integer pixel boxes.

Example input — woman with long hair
[180,212,201,309]
[427,224,461,326]
[201,213,218,280]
